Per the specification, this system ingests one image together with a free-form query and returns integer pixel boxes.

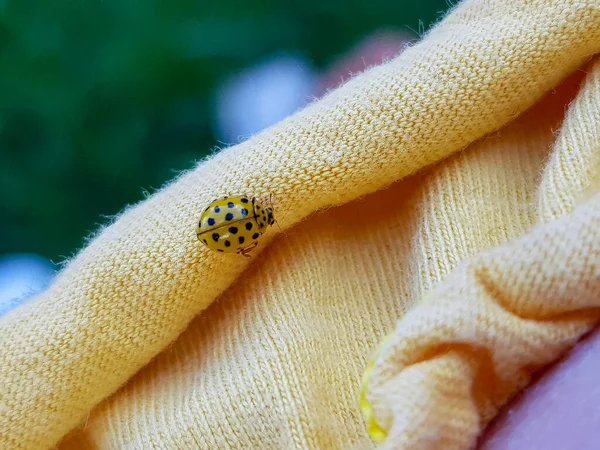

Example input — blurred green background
[0,0,448,264]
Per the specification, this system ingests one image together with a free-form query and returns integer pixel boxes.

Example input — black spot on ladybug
[229,227,238,234]
[238,236,245,245]
[241,197,249,203]
[252,233,259,239]
[228,202,234,208]
[217,249,224,252]
[203,239,207,245]
[212,233,219,242]
[214,206,220,213]
[225,213,234,220]
[241,208,248,216]
[225,240,231,247]
[208,218,215,226]
[245,222,253,230]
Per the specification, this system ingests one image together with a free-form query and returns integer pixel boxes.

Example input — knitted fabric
[1,0,600,448]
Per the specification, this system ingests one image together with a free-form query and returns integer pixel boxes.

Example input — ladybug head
[265,207,275,226]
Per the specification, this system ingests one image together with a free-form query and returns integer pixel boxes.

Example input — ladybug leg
[239,241,258,258]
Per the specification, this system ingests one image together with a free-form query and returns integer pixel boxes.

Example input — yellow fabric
[2,0,600,448]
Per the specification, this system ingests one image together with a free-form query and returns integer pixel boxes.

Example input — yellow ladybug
[196,195,275,257]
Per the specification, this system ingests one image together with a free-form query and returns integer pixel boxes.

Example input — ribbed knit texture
[1,0,600,449]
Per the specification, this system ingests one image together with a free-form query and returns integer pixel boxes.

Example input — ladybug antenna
[268,193,283,234]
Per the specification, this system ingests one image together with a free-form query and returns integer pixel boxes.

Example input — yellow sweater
[2,0,600,448]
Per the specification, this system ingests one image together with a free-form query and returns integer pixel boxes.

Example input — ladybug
[196,195,275,257]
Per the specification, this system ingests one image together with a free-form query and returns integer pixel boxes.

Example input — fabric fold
[360,58,600,449]
[360,188,600,449]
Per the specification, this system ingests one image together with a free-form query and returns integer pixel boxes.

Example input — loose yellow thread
[358,333,394,442]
